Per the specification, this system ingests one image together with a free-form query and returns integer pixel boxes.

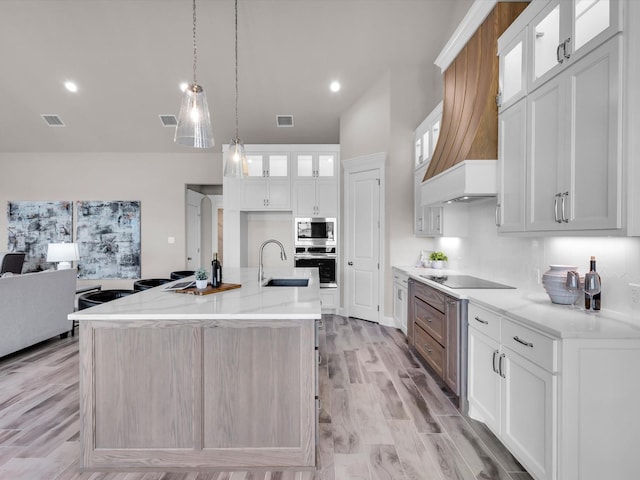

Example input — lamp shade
[47,243,79,270]
[174,83,214,148]
[224,138,248,177]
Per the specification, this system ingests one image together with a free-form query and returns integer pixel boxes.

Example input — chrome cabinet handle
[563,38,571,59]
[554,193,562,223]
[561,192,569,223]
[348,261,353,266]
[474,316,488,325]
[495,204,501,227]
[513,336,534,348]
[423,345,432,354]
[492,350,499,374]
[556,42,565,64]
[499,354,506,378]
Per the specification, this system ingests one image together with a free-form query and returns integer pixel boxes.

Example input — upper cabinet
[498,0,621,109]
[498,27,528,112]
[496,0,639,235]
[414,102,442,169]
[225,145,340,214]
[241,153,291,210]
[527,36,621,232]
[529,0,622,90]
[292,152,339,217]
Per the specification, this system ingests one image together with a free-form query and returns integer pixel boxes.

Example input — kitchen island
[69,268,321,472]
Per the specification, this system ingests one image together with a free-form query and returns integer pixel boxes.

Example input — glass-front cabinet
[292,152,339,217]
[241,153,291,210]
[529,0,621,90]
[498,29,527,111]
[293,153,336,179]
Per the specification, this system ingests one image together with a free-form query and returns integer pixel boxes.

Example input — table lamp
[47,242,79,270]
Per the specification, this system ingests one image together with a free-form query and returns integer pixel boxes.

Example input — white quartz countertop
[69,268,322,321]
[394,265,640,340]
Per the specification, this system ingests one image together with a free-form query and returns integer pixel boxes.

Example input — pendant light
[175,0,214,148]
[224,0,248,177]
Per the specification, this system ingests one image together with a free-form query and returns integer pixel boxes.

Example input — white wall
[339,67,443,317]
[0,152,222,289]
[242,212,294,269]
[432,199,640,318]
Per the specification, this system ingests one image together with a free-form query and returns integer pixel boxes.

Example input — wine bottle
[211,252,222,288]
[584,256,601,311]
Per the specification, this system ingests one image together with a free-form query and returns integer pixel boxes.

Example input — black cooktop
[420,274,515,289]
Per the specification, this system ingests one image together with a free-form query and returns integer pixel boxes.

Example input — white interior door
[345,166,381,322]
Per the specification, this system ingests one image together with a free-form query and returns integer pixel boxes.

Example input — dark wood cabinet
[408,278,461,397]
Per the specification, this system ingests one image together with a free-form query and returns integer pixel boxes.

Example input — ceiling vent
[41,114,65,127]
[276,115,294,127]
[159,115,178,127]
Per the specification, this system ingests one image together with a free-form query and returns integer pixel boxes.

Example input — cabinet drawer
[414,297,445,345]
[414,324,445,378]
[413,281,445,312]
[502,319,558,372]
[468,303,501,341]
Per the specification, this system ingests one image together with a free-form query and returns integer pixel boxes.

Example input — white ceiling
[0,0,473,154]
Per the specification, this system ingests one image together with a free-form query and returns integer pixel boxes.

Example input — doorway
[343,153,385,323]
[186,185,223,269]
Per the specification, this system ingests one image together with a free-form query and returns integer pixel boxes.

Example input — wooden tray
[174,282,241,296]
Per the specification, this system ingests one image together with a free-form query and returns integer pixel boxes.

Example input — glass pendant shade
[224,138,248,177]
[174,83,214,148]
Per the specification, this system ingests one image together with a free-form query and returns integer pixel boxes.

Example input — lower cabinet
[392,268,409,334]
[408,278,461,398]
[468,302,556,480]
[468,301,640,480]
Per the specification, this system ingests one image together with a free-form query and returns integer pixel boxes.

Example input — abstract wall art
[6,201,73,272]
[76,201,141,279]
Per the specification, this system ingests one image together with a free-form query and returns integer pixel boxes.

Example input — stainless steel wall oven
[294,247,337,288]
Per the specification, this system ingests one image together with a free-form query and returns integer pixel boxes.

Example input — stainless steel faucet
[258,239,287,282]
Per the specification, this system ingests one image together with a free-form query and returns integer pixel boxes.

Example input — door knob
[187,257,193,261]
[348,261,353,266]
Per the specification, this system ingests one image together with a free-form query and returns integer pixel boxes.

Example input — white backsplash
[429,199,640,317]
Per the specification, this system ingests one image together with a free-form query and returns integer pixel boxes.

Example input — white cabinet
[467,303,556,480]
[293,153,338,217]
[392,268,409,335]
[499,26,528,112]
[467,300,640,480]
[241,153,291,210]
[497,98,527,232]
[468,321,502,433]
[529,0,622,91]
[414,101,442,168]
[526,36,621,232]
[414,103,442,238]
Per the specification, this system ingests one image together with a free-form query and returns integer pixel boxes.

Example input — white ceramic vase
[195,279,208,289]
[431,260,444,269]
[542,265,580,304]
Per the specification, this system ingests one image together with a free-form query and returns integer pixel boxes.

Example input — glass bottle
[211,252,222,288]
[584,256,601,311]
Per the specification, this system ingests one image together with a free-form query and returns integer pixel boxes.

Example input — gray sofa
[0,269,76,357]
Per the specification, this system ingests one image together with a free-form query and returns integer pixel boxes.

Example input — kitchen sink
[264,278,309,287]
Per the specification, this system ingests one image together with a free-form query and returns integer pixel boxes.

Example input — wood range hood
[421,2,527,205]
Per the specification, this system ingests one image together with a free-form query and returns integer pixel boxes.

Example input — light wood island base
[79,318,316,472]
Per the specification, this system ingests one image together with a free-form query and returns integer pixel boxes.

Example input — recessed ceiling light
[329,81,341,93]
[64,81,78,93]
[179,82,189,92]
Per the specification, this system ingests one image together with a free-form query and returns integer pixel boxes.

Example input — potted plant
[195,268,209,289]
[429,251,448,269]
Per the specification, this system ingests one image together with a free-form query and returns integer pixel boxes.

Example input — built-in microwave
[294,217,337,246]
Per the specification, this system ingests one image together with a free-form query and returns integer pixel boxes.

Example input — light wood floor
[0,315,533,480]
